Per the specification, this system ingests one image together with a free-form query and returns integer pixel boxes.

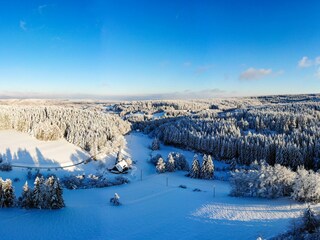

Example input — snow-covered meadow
[0,130,90,168]
[0,131,316,240]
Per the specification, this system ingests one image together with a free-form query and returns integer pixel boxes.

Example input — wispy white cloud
[239,67,272,80]
[298,56,313,68]
[298,56,320,68]
[38,4,48,14]
[19,20,27,31]
[298,56,320,79]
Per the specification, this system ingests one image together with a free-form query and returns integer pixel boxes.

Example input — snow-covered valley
[0,131,316,240]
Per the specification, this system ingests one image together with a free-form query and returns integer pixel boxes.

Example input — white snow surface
[0,130,90,169]
[0,131,319,240]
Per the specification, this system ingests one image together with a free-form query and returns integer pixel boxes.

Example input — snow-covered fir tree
[302,206,319,233]
[156,157,166,173]
[0,178,15,208]
[46,176,65,209]
[166,154,175,172]
[200,154,208,179]
[33,176,47,209]
[200,155,214,179]
[151,137,160,150]
[20,181,33,209]
[189,154,200,178]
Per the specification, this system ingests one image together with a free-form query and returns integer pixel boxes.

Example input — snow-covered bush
[110,193,120,206]
[230,162,296,198]
[258,163,296,198]
[292,167,320,203]
[230,162,320,202]
[61,174,129,190]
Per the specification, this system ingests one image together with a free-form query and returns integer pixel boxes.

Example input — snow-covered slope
[0,132,318,240]
[0,130,90,168]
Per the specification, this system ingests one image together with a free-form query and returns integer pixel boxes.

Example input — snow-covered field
[0,131,317,240]
[0,130,90,168]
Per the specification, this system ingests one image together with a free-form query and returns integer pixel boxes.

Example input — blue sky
[0,0,319,99]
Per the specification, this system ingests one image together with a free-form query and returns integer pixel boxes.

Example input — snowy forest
[0,106,131,156]
[115,95,320,172]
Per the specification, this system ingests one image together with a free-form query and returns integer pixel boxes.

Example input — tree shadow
[70,150,90,165]
[35,147,59,167]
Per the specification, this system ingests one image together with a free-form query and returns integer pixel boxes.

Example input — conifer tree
[2,179,15,208]
[156,157,166,173]
[151,137,160,150]
[20,181,33,209]
[166,154,175,172]
[189,154,200,178]
[33,177,43,209]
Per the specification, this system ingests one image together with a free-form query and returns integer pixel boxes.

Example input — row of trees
[154,152,189,173]
[189,154,214,179]
[0,106,131,156]
[0,176,65,209]
[230,161,320,203]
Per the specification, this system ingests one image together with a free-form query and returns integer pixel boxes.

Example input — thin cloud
[298,56,313,68]
[239,67,272,81]
[38,4,50,15]
[298,56,320,68]
[298,56,320,78]
[19,20,27,31]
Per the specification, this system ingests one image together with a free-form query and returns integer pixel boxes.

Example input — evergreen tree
[20,181,33,209]
[166,154,175,172]
[151,137,160,150]
[33,177,44,209]
[189,154,200,178]
[47,177,65,209]
[302,206,319,233]
[156,157,166,173]
[200,154,208,179]
[2,179,15,208]
[205,155,214,179]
